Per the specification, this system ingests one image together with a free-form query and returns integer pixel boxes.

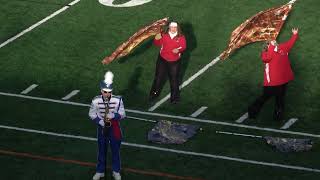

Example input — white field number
[99,0,153,7]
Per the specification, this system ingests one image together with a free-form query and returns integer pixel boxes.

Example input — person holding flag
[149,21,187,103]
[248,28,299,121]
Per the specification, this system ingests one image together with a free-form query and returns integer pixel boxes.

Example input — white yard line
[68,0,81,6]
[148,56,221,111]
[99,0,152,7]
[190,106,208,117]
[235,112,249,123]
[0,124,320,173]
[61,90,80,100]
[0,0,81,49]
[20,84,38,94]
[281,118,299,130]
[0,91,320,138]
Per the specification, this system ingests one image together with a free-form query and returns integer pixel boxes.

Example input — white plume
[104,71,114,84]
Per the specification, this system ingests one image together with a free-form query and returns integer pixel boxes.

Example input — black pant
[150,55,181,102]
[248,83,287,121]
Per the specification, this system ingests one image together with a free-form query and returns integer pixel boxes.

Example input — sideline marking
[0,149,202,180]
[1,124,320,173]
[0,91,320,138]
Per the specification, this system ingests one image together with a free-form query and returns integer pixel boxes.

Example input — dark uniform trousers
[150,55,180,102]
[248,83,287,121]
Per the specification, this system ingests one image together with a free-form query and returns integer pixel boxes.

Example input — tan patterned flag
[220,0,297,60]
[102,17,169,65]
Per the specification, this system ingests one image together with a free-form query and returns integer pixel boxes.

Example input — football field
[1,0,320,179]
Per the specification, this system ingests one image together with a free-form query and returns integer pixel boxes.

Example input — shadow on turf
[119,66,146,106]
[179,22,197,82]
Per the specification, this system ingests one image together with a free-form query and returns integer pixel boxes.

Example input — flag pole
[288,0,297,4]
[216,131,263,139]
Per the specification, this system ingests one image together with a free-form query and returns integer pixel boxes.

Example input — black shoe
[170,98,180,104]
[149,95,156,102]
[149,91,159,102]
[248,109,256,119]
[170,100,178,104]
[273,110,283,121]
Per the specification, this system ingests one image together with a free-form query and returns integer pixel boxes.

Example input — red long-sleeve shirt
[153,33,186,61]
[261,33,298,86]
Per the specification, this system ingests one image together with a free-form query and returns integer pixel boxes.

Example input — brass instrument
[102,98,112,136]
[104,102,111,128]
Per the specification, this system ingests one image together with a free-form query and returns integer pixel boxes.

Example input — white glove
[98,120,105,127]
[155,33,162,40]
[172,48,179,54]
[270,40,278,46]
[107,113,115,119]
[292,27,298,35]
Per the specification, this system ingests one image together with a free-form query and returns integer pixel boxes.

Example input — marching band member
[89,71,126,180]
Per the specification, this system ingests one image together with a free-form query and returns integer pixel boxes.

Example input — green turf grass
[1,0,320,179]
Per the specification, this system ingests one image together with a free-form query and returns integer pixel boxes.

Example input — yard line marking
[235,112,249,123]
[0,92,89,107]
[281,118,299,130]
[0,149,202,180]
[61,90,80,100]
[0,0,81,49]
[190,106,208,117]
[99,0,153,7]
[1,124,320,173]
[20,84,38,94]
[68,0,81,6]
[0,91,320,138]
[127,116,157,123]
[148,56,221,111]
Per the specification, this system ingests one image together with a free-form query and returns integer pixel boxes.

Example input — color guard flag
[220,0,297,60]
[102,17,169,65]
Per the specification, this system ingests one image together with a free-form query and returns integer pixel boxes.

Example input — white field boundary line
[21,84,38,94]
[1,124,320,173]
[0,0,81,49]
[148,56,221,111]
[281,118,299,130]
[0,91,320,138]
[190,106,208,117]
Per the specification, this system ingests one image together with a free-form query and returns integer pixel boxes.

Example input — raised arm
[283,28,299,52]
[153,33,163,46]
